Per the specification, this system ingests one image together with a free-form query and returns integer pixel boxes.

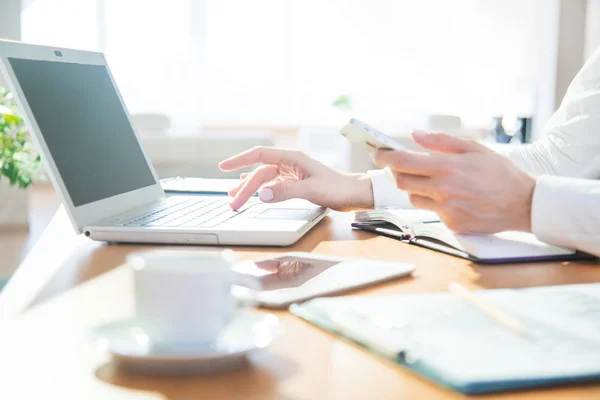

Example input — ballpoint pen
[448,282,536,341]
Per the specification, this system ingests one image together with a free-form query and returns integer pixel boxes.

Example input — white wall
[0,0,21,40]
[586,0,600,60]
[0,0,21,87]
[532,0,560,140]
[555,0,587,109]
[533,0,588,140]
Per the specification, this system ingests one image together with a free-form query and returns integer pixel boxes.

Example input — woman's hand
[219,146,374,211]
[374,131,537,234]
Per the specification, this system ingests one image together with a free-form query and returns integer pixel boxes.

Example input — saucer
[91,310,284,374]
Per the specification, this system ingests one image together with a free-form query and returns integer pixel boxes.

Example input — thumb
[412,131,483,154]
[258,180,311,203]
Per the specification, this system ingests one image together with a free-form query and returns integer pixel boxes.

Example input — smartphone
[231,252,414,309]
[340,118,408,153]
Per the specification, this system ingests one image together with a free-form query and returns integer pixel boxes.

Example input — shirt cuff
[367,168,413,209]
[531,175,598,251]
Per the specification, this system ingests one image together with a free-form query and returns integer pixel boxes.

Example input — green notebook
[290,283,600,395]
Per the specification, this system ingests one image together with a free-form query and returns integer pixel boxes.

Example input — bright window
[21,0,548,131]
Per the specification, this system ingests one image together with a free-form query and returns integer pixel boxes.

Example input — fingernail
[259,188,274,201]
[412,130,429,139]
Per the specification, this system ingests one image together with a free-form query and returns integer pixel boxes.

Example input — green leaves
[0,86,41,190]
[331,94,352,110]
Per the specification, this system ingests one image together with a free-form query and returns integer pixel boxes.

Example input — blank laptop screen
[8,57,156,207]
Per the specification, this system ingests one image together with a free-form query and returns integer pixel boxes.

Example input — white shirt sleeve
[367,168,413,209]
[368,46,600,256]
[504,45,600,179]
[532,176,600,256]
[505,47,600,254]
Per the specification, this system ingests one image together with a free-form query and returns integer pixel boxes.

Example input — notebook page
[485,283,600,344]
[300,283,600,384]
[454,231,575,259]
[410,223,465,250]
[354,209,440,228]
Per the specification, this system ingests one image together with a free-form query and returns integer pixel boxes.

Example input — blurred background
[0,0,599,277]
[20,0,550,129]
[1,0,598,175]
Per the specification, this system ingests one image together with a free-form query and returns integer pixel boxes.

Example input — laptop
[0,40,327,246]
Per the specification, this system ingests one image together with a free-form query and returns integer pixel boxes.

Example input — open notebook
[353,210,595,263]
[290,283,600,394]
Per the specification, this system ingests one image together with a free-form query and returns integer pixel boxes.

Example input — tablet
[232,252,414,309]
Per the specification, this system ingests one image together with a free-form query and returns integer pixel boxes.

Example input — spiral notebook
[290,283,600,395]
[352,210,595,264]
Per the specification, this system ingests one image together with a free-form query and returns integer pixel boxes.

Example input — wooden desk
[1,208,599,400]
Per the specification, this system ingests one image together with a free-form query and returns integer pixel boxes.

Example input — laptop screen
[8,57,156,207]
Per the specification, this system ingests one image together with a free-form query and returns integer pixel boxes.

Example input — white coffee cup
[127,250,257,346]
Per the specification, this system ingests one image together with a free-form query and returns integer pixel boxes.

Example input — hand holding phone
[339,118,408,153]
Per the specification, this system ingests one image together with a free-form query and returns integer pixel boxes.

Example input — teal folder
[290,283,600,395]
[161,177,258,196]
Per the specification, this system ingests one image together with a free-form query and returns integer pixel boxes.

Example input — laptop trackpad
[256,208,311,220]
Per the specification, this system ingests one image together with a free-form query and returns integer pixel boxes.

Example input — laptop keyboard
[112,197,256,229]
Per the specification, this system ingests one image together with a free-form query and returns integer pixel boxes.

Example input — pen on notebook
[373,226,412,240]
[448,282,535,341]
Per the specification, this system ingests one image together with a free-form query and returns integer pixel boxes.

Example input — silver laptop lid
[0,40,164,232]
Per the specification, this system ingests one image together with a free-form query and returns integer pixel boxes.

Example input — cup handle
[232,273,262,309]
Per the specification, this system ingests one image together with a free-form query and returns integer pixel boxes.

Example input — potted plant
[0,86,41,227]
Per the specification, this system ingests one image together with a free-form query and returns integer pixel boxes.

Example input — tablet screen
[232,255,413,308]
[233,256,340,291]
